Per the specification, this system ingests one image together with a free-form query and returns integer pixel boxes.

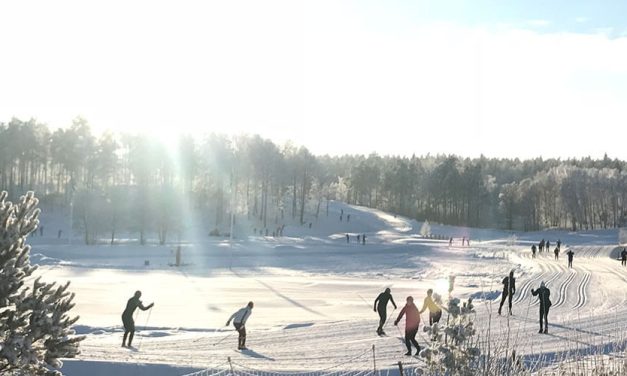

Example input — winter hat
[407,296,414,303]
[540,281,545,288]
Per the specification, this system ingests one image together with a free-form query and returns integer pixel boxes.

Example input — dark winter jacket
[374,291,397,311]
[502,276,516,293]
[531,286,551,310]
[122,296,150,318]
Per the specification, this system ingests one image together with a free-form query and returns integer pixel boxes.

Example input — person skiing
[498,270,516,315]
[557,239,561,249]
[531,244,537,258]
[531,282,551,334]
[567,249,574,268]
[394,296,421,356]
[419,289,443,325]
[554,246,560,260]
[621,248,627,266]
[539,239,545,253]
[362,234,366,245]
[546,240,550,252]
[226,301,254,350]
[121,291,154,348]
[374,288,397,335]
[346,233,349,243]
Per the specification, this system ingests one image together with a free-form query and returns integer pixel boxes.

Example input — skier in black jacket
[121,291,154,347]
[498,270,516,315]
[374,288,397,335]
[531,282,551,334]
[567,249,574,268]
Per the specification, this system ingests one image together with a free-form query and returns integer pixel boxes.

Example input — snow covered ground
[27,201,627,375]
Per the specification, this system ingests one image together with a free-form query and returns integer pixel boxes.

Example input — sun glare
[434,278,449,295]
[153,128,181,157]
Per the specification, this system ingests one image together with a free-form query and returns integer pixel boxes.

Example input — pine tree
[420,297,481,376]
[0,191,84,375]
[420,220,431,237]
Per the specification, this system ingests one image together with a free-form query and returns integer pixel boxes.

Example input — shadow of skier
[239,348,275,361]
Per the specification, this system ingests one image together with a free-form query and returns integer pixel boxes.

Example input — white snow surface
[26,201,627,375]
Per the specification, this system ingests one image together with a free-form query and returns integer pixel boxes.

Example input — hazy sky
[1,0,627,160]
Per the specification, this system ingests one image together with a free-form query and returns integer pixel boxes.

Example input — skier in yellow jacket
[419,289,443,325]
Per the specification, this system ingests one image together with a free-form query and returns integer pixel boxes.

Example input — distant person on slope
[498,270,516,315]
[567,249,574,268]
[226,301,254,350]
[394,296,421,356]
[374,288,397,335]
[531,282,551,334]
[621,248,627,266]
[121,291,154,347]
[419,289,443,325]
[554,247,560,260]
[532,244,537,258]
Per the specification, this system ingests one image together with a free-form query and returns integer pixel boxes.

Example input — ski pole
[357,293,371,308]
[136,306,153,351]
[384,308,396,330]
[212,332,234,346]
[395,323,407,352]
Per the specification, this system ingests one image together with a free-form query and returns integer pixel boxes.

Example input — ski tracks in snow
[513,269,546,304]
[572,271,591,309]
[551,270,576,308]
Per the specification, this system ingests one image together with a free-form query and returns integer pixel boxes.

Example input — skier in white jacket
[226,301,254,350]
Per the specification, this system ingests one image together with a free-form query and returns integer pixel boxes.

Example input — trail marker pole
[372,344,377,376]
[397,361,405,376]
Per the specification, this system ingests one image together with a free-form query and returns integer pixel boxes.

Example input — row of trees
[2,117,627,243]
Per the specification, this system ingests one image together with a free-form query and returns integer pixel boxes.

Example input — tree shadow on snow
[255,279,327,317]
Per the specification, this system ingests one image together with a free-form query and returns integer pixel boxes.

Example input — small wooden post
[398,361,405,376]
[372,344,377,375]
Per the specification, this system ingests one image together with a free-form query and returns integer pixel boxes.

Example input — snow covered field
[27,202,627,375]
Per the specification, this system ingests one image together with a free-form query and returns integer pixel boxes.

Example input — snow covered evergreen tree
[420,297,481,376]
[420,220,431,237]
[0,191,84,375]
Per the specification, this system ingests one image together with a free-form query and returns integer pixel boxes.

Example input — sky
[1,0,627,160]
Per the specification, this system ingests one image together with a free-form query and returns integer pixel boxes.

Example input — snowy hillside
[26,201,627,375]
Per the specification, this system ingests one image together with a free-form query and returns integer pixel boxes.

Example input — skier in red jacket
[394,296,421,356]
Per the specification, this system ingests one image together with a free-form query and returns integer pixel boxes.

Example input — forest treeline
[1,117,626,244]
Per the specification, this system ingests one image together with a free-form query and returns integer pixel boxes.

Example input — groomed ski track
[31,202,627,375]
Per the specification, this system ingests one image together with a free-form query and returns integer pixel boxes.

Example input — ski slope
[26,201,627,375]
